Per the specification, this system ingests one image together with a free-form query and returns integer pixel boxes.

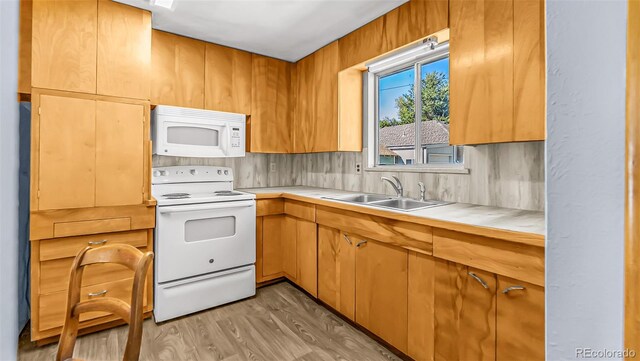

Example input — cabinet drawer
[53,217,131,238]
[40,247,147,294]
[38,277,148,332]
[284,200,315,222]
[433,229,544,287]
[256,199,284,216]
[39,230,148,261]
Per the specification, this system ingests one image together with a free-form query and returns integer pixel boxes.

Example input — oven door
[157,119,231,158]
[155,200,256,283]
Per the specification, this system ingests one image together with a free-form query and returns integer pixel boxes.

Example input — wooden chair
[56,244,154,361]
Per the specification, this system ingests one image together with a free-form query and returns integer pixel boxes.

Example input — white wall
[0,0,21,360]
[546,1,627,359]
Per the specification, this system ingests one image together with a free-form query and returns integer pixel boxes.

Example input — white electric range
[152,166,256,322]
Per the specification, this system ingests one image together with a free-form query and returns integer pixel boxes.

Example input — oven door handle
[158,200,255,214]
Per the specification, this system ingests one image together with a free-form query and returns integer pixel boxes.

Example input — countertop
[239,186,546,246]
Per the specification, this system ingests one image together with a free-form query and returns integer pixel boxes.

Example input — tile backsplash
[153,141,544,211]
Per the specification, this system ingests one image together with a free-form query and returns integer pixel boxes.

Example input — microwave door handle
[220,124,230,153]
[158,200,255,214]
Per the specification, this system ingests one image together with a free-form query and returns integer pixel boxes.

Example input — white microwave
[152,105,246,158]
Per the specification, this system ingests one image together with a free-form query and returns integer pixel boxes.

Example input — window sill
[364,165,470,174]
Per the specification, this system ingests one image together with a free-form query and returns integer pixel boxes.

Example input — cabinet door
[356,240,408,353]
[318,226,356,320]
[293,54,315,153]
[205,43,252,114]
[449,0,514,145]
[97,0,151,99]
[408,251,436,361]
[261,215,284,278]
[32,0,97,93]
[497,276,544,361]
[434,260,496,361]
[282,216,297,280]
[250,54,292,153]
[95,101,145,207]
[36,94,96,210]
[151,30,205,108]
[312,41,339,152]
[296,219,317,297]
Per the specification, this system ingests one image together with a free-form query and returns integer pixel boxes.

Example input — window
[367,41,462,169]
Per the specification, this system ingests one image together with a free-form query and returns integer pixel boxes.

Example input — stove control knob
[217,170,222,175]
[190,169,198,175]
[224,170,229,175]
[153,170,161,177]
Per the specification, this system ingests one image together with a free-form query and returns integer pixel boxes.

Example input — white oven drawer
[155,200,256,283]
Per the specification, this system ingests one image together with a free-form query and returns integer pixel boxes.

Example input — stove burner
[163,192,191,199]
[214,190,243,196]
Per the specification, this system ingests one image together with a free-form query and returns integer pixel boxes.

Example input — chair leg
[56,314,79,361]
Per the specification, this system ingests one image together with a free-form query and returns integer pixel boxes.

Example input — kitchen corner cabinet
[31,0,151,99]
[356,239,409,353]
[205,43,252,114]
[449,0,545,145]
[31,89,149,211]
[249,54,292,153]
[151,30,206,108]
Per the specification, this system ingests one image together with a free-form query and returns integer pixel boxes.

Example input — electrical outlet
[270,163,276,173]
[355,162,362,174]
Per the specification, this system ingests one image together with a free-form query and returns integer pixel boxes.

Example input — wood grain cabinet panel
[261,215,285,278]
[311,41,339,152]
[282,216,297,280]
[513,0,545,141]
[205,43,252,114]
[97,0,151,100]
[32,0,97,93]
[496,276,545,361]
[296,219,318,297]
[356,239,408,353]
[383,0,449,51]
[293,53,315,152]
[36,94,96,210]
[434,260,496,361]
[250,54,292,153]
[449,0,514,145]
[151,30,205,108]
[95,101,145,207]
[317,226,356,320]
[338,16,386,70]
[408,251,436,361]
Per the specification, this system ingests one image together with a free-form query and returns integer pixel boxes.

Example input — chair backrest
[56,244,153,361]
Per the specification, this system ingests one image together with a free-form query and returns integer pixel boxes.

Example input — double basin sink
[323,193,451,212]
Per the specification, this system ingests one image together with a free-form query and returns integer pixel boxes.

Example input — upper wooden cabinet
[204,43,252,114]
[31,89,150,211]
[449,0,545,144]
[32,0,98,94]
[31,0,151,99]
[151,30,205,108]
[96,0,151,100]
[249,54,292,153]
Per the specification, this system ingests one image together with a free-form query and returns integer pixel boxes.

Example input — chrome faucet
[381,176,403,197]
[418,181,426,201]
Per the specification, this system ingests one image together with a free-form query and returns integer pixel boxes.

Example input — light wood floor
[19,282,402,361]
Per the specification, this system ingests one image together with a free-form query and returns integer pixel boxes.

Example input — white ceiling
[116,0,407,62]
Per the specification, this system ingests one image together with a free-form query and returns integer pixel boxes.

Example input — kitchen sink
[326,194,393,203]
[370,198,450,211]
[323,193,451,211]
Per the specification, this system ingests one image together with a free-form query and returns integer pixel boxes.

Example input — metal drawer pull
[468,272,489,289]
[343,234,352,245]
[88,290,108,297]
[502,286,526,294]
[88,239,108,246]
[356,240,367,248]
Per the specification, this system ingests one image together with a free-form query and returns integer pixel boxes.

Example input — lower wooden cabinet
[496,276,545,361]
[260,215,285,280]
[295,218,318,296]
[356,239,409,353]
[434,260,545,361]
[317,226,356,320]
[434,260,497,361]
[408,251,436,361]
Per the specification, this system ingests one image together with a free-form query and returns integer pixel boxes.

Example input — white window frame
[365,41,468,173]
